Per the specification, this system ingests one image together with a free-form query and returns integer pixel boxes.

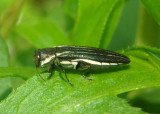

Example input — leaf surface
[0,35,10,101]
[0,67,35,80]
[0,47,159,113]
[141,0,160,25]
[0,35,8,67]
[15,19,71,48]
[72,0,125,48]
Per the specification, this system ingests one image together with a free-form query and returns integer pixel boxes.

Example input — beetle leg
[82,69,92,81]
[36,66,46,82]
[57,65,73,86]
[76,61,92,81]
[47,64,55,79]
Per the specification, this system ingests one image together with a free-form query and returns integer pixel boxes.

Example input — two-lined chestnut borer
[34,45,130,86]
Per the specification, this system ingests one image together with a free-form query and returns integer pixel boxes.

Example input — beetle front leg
[57,65,73,86]
[54,58,73,86]
[47,64,55,79]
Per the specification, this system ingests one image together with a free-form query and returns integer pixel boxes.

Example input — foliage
[0,0,160,113]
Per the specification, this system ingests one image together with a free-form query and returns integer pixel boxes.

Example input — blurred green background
[1,0,159,67]
[0,0,160,113]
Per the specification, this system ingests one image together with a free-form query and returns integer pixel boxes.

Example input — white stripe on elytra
[41,55,55,67]
[60,61,78,69]
[56,45,68,47]
[101,63,110,65]
[56,51,71,56]
[102,63,119,65]
[72,59,101,65]
[72,59,119,66]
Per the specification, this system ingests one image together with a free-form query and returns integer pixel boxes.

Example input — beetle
[34,45,130,86]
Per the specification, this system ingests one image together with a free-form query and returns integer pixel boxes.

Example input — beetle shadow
[41,65,130,82]
[64,65,130,78]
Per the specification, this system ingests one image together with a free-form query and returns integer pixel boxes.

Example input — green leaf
[0,67,35,80]
[0,67,35,99]
[135,4,159,47]
[0,76,144,113]
[64,0,78,34]
[0,78,12,101]
[124,47,160,70]
[0,0,12,14]
[64,0,78,19]
[0,35,10,101]
[72,0,125,47]
[100,1,125,49]
[15,19,72,48]
[127,88,160,114]
[0,46,160,113]
[0,35,8,67]
[141,0,160,25]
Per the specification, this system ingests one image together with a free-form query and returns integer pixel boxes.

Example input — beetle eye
[34,51,41,67]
